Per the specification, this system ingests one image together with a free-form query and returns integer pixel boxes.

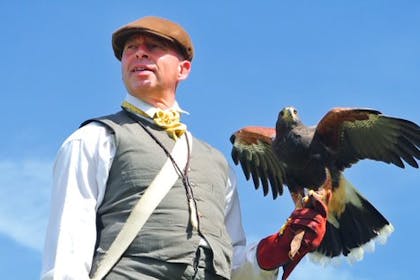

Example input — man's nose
[135,44,149,59]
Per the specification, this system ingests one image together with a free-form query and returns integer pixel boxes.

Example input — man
[42,16,328,280]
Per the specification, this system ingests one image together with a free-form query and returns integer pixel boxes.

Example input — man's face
[121,34,190,103]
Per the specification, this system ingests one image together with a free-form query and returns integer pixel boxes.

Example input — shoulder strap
[90,131,192,280]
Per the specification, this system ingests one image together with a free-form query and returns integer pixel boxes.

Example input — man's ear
[177,60,192,81]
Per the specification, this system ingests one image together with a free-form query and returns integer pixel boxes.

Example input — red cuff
[257,232,291,271]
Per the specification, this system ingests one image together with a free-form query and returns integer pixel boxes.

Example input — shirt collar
[124,94,189,119]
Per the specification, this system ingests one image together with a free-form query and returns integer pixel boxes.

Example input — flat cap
[112,16,194,61]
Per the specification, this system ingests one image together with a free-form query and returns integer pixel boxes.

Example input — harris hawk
[230,106,419,262]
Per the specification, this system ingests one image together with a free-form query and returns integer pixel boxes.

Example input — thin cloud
[0,159,52,252]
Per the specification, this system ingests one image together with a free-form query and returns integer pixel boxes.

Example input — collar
[124,94,189,119]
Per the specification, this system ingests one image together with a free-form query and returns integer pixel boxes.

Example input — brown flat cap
[112,16,194,61]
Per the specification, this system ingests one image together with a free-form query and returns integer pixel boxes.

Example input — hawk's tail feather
[309,175,394,264]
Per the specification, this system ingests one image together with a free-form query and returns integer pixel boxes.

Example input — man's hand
[256,190,329,280]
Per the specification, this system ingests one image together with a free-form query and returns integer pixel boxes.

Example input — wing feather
[314,108,420,170]
[396,136,418,168]
[230,126,286,199]
[239,156,252,180]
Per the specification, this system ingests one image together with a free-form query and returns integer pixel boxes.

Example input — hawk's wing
[313,108,420,170]
[230,126,286,199]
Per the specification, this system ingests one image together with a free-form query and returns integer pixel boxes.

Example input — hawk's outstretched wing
[230,126,286,199]
[313,108,420,170]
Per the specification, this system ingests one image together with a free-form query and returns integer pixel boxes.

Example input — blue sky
[1,1,419,279]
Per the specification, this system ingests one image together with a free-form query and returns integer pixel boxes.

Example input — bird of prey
[230,106,419,261]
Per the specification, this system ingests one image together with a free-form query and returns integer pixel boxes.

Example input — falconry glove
[256,193,328,280]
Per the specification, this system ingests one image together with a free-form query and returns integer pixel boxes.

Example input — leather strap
[90,131,192,280]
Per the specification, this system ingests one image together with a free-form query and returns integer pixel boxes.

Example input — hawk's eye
[280,111,284,117]
[293,109,298,115]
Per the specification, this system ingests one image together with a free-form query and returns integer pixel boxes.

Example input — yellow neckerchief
[122,100,187,140]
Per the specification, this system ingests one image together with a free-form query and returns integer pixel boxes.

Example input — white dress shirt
[41,94,278,280]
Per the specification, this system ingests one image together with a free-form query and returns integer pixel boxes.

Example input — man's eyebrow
[148,36,171,47]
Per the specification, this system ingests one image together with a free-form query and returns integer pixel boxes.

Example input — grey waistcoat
[87,111,233,279]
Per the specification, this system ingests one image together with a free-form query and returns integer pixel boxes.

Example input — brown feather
[315,108,381,149]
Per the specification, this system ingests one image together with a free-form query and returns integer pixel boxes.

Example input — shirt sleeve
[41,122,115,280]
[226,167,279,280]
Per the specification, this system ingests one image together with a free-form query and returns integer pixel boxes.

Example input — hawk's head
[276,107,301,131]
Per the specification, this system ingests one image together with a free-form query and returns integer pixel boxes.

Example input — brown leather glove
[256,191,328,280]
